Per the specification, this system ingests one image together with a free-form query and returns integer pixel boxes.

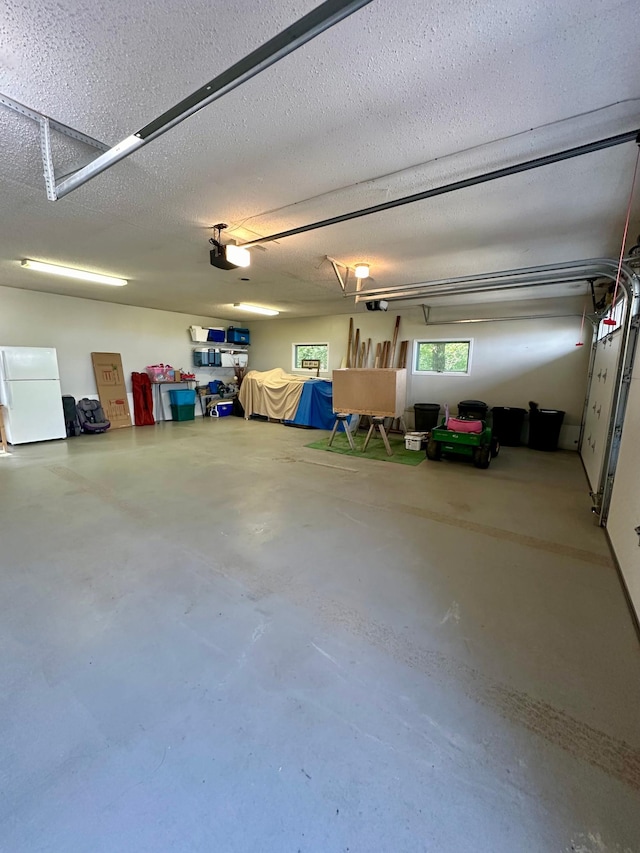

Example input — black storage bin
[492,406,526,446]
[528,406,565,451]
[414,403,441,431]
[458,399,488,420]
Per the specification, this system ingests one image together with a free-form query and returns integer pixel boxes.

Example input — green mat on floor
[305,432,425,465]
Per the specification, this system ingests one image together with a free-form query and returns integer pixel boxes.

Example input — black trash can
[414,403,441,431]
[492,406,526,446]
[528,405,565,451]
[458,399,488,420]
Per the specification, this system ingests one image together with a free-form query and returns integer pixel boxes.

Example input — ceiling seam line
[227,97,640,232]
[242,129,640,246]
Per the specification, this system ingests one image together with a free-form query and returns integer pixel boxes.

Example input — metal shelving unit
[191,342,249,352]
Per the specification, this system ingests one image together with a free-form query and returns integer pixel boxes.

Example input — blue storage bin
[207,328,225,342]
[226,327,250,345]
[168,388,196,406]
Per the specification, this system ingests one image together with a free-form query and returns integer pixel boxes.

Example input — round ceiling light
[354,263,370,279]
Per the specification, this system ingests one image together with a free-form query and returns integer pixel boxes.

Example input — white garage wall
[249,308,591,449]
[0,286,231,418]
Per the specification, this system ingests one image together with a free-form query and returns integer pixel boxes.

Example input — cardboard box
[91,352,132,429]
[332,368,407,418]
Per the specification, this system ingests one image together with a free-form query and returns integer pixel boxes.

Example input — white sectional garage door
[580,329,623,492]
[607,356,640,619]
[607,363,640,619]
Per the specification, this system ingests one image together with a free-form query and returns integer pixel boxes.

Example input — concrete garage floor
[1,418,639,853]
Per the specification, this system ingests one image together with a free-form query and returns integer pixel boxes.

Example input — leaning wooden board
[332,368,407,418]
[0,405,9,453]
[91,352,132,429]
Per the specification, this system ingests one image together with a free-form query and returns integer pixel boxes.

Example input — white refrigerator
[0,347,66,444]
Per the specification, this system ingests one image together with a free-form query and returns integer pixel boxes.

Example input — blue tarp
[286,379,336,430]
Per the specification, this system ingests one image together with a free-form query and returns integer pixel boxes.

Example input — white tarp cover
[239,368,307,421]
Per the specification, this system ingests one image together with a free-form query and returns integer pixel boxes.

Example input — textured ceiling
[0,0,638,320]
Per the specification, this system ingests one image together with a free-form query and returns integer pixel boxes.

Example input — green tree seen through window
[416,341,470,373]
[295,344,329,370]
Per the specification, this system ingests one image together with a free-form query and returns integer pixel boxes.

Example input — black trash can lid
[414,402,440,410]
[492,406,526,413]
[459,399,488,407]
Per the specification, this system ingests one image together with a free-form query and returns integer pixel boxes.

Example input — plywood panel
[332,368,406,417]
[581,331,622,490]
[607,373,640,622]
[91,352,132,429]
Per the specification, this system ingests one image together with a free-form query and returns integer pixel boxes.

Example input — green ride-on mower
[426,402,499,469]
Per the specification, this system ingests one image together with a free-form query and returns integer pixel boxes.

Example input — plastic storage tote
[226,327,250,345]
[171,403,195,421]
[414,403,440,431]
[492,406,526,446]
[193,349,209,367]
[168,389,196,406]
[189,325,209,342]
[146,365,174,382]
[193,349,222,367]
[221,352,249,368]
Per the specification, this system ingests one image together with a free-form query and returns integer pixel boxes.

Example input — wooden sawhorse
[328,413,355,450]
[362,415,393,456]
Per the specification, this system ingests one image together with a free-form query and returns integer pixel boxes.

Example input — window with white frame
[292,343,329,372]
[412,339,472,375]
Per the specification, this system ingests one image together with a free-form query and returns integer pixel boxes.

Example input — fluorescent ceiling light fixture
[354,263,370,279]
[226,245,251,268]
[234,303,279,316]
[21,259,127,286]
